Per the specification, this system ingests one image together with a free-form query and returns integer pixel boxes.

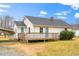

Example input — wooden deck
[18,33,60,41]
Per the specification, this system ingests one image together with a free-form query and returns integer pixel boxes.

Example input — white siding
[16,26,26,33]
[13,24,18,39]
[48,28,54,33]
[17,27,21,33]
[34,27,46,33]
[33,27,65,33]
[48,28,64,33]
[34,27,40,33]
[17,26,26,33]
[24,17,34,33]
[13,24,27,39]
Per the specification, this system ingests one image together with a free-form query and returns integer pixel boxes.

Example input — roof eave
[34,24,71,28]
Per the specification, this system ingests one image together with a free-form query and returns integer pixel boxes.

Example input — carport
[0,28,15,40]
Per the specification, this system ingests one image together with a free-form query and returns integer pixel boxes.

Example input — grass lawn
[16,37,79,56]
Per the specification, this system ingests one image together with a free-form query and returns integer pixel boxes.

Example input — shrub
[60,29,75,40]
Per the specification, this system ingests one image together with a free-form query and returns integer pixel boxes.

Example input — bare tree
[0,15,15,30]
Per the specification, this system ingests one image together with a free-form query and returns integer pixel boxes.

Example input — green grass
[34,39,79,56]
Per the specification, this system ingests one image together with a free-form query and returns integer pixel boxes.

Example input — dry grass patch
[16,43,46,55]
[1,37,78,56]
[15,38,79,56]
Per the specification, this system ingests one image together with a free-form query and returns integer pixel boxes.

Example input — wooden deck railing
[18,33,60,40]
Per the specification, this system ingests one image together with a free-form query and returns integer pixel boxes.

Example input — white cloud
[40,11,47,15]
[0,4,11,8]
[62,11,70,15]
[74,13,79,18]
[0,9,7,15]
[0,9,7,12]
[55,11,70,16]
[38,11,47,17]
[57,16,67,19]
[61,3,79,10]
[55,11,68,20]
[39,10,47,16]
[0,4,11,15]
[55,13,62,15]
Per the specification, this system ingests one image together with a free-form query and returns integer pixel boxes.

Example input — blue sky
[0,3,79,24]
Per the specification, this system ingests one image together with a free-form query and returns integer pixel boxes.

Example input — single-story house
[14,16,72,40]
[0,16,72,40]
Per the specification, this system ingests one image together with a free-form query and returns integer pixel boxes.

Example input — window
[28,27,30,33]
[40,27,43,33]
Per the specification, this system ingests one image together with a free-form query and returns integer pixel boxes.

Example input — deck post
[44,39,45,43]
[27,39,28,43]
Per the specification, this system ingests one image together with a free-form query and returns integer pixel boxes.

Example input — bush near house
[60,28,75,40]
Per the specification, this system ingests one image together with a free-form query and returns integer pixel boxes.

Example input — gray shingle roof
[26,16,71,28]
[14,21,25,26]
